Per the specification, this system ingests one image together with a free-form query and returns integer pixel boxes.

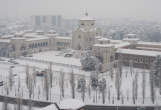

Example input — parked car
[10,65,15,68]
[64,53,73,57]
[8,60,19,64]
[36,70,47,76]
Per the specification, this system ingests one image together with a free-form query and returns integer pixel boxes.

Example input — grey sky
[0,0,161,21]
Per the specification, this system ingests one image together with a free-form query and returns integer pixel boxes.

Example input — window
[81,23,84,26]
[42,16,46,23]
[78,35,81,39]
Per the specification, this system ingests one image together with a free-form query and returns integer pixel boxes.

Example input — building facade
[72,13,102,50]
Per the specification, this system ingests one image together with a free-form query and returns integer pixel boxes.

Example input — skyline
[0,0,161,21]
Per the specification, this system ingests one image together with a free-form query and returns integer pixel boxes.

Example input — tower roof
[80,12,95,21]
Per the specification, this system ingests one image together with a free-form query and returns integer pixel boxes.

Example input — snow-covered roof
[24,33,45,38]
[55,36,72,40]
[26,37,49,41]
[59,99,84,110]
[95,36,102,39]
[123,38,140,41]
[138,41,161,46]
[97,37,110,41]
[0,39,10,43]
[11,37,25,40]
[39,104,58,110]
[114,42,130,48]
[126,33,136,36]
[94,44,114,48]
[117,49,161,57]
[0,35,14,39]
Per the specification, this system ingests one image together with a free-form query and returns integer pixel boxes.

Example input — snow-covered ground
[0,50,161,108]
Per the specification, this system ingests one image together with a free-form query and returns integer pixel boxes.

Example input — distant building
[32,15,62,29]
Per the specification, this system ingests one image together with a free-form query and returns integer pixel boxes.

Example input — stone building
[72,13,102,50]
[0,30,71,58]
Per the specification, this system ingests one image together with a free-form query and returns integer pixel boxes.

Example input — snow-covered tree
[81,53,101,71]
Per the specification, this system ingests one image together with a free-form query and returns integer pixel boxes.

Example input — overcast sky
[0,0,161,21]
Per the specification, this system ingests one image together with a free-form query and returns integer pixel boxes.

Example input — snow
[138,41,161,46]
[0,50,161,107]
[55,36,72,40]
[97,38,110,41]
[94,44,114,48]
[38,104,58,110]
[0,39,10,43]
[117,48,161,57]
[59,99,84,109]
[25,51,81,66]
[94,42,130,48]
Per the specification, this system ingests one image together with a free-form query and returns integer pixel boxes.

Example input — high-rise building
[32,15,62,29]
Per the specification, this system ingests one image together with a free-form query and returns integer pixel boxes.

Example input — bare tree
[132,73,138,104]
[77,76,86,101]
[32,66,37,87]
[59,70,65,98]
[16,78,23,110]
[108,86,111,103]
[25,65,30,89]
[44,71,50,100]
[49,62,53,88]
[70,69,75,99]
[8,67,13,90]
[115,62,122,101]
[129,60,134,75]
[28,74,34,99]
[99,78,106,104]
[91,72,98,103]
[132,79,135,104]
[142,70,146,104]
